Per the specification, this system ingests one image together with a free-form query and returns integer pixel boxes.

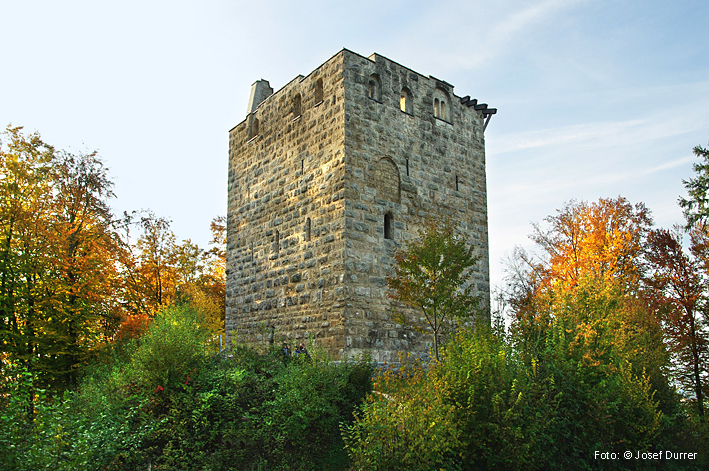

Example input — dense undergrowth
[0,305,373,471]
[2,292,708,470]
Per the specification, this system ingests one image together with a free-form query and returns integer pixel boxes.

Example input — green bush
[344,320,707,471]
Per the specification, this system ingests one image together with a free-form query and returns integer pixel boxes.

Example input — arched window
[384,213,393,240]
[433,88,450,121]
[367,74,381,101]
[305,218,311,242]
[293,94,302,118]
[400,87,412,114]
[314,78,324,104]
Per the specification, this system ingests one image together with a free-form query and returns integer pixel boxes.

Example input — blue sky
[2,0,708,287]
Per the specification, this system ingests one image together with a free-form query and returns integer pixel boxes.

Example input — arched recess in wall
[367,73,382,102]
[433,88,451,122]
[400,87,412,114]
[373,157,401,203]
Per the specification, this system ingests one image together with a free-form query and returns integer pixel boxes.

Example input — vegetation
[387,218,482,361]
[2,126,709,470]
[345,185,709,469]
[0,305,374,471]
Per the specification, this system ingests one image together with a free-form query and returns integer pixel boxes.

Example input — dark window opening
[384,213,392,240]
[315,78,324,104]
[406,158,409,176]
[455,175,459,191]
[305,218,311,241]
[275,230,280,255]
[293,94,302,118]
[301,159,304,174]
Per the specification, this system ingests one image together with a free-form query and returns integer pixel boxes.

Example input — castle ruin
[226,49,495,361]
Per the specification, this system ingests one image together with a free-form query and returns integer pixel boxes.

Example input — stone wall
[226,51,349,353]
[339,52,489,361]
[226,49,490,361]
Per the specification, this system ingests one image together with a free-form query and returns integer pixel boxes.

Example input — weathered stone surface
[226,49,491,362]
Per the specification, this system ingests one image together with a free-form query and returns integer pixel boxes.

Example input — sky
[2,0,708,288]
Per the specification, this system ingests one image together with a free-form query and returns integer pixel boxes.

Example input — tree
[387,219,482,361]
[679,141,709,228]
[0,126,55,371]
[116,213,226,340]
[42,150,124,387]
[647,228,709,420]
[530,197,653,293]
[0,126,124,391]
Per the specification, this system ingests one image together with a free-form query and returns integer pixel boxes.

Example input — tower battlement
[226,49,493,361]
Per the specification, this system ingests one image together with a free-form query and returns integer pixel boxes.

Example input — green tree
[679,141,709,228]
[387,218,482,361]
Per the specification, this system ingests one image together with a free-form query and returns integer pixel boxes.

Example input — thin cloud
[490,102,709,155]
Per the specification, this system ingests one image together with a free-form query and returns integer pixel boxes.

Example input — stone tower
[226,49,495,361]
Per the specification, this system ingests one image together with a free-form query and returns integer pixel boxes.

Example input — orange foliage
[531,197,652,293]
[116,313,152,341]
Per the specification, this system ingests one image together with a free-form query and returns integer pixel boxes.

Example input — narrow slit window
[400,87,412,114]
[293,94,302,118]
[305,218,311,241]
[314,78,324,104]
[384,213,392,240]
[275,230,280,255]
[434,98,440,118]
[406,158,409,176]
[252,118,259,137]
[455,175,459,191]
[441,101,447,120]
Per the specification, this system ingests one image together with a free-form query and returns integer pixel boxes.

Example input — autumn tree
[530,197,653,293]
[178,216,226,335]
[116,212,225,338]
[43,150,125,387]
[0,126,55,382]
[0,126,124,390]
[646,228,708,420]
[505,197,676,419]
[387,219,482,361]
